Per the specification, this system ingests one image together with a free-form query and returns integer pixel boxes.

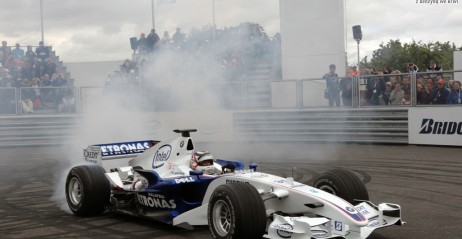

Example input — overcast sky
[0,0,460,64]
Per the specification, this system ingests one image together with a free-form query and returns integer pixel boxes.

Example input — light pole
[352,25,362,72]
[352,25,362,107]
[40,0,44,44]
[212,0,216,40]
[151,0,155,30]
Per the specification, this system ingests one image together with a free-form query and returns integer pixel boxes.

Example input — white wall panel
[280,0,345,79]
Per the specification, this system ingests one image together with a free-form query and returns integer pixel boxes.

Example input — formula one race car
[66,129,404,239]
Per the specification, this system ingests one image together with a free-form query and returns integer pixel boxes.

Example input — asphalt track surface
[0,143,461,239]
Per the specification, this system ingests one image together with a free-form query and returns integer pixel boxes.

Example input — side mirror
[249,163,258,172]
[222,163,236,174]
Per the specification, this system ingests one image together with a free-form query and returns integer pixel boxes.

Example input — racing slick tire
[65,165,110,216]
[208,183,266,239]
[312,168,369,205]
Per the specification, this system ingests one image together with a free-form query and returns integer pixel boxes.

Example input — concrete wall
[279,0,346,80]
[65,60,123,87]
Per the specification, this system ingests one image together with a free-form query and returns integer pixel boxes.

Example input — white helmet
[191,151,215,175]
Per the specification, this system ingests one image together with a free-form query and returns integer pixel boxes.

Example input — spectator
[1,40,11,65]
[446,81,461,104]
[340,72,352,106]
[33,58,45,77]
[120,59,135,74]
[427,59,442,72]
[427,59,443,81]
[348,66,359,77]
[322,64,340,107]
[41,74,52,86]
[402,75,411,94]
[448,79,455,92]
[418,79,434,105]
[58,88,76,113]
[25,45,36,63]
[407,62,419,73]
[31,78,43,109]
[416,83,424,104]
[52,72,67,87]
[44,58,56,78]
[426,78,436,91]
[21,98,34,113]
[432,79,449,104]
[161,31,171,46]
[20,79,34,114]
[401,92,411,105]
[172,27,185,47]
[390,83,404,105]
[11,43,24,59]
[367,70,385,105]
[147,29,160,52]
[365,66,376,76]
[382,82,392,105]
[389,70,401,87]
[416,74,424,86]
[4,55,17,70]
[383,65,392,75]
[0,63,12,80]
[35,41,50,63]
[137,33,150,54]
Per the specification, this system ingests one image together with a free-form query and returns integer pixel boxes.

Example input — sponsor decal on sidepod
[152,145,172,169]
[137,193,176,209]
[99,141,152,156]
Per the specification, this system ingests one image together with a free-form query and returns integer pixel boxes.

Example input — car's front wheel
[313,168,369,205]
[65,165,110,216]
[208,183,266,239]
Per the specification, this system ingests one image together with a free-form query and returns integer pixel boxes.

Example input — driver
[191,151,215,175]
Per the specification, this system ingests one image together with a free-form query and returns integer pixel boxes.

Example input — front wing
[265,201,404,239]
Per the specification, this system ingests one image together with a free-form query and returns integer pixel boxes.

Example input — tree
[359,39,462,72]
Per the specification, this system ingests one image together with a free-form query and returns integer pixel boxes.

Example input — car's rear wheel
[313,168,369,205]
[65,165,110,216]
[208,183,266,239]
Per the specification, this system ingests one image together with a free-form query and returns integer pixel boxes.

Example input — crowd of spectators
[324,59,461,107]
[365,60,460,105]
[0,40,75,114]
[111,23,279,87]
[323,64,357,107]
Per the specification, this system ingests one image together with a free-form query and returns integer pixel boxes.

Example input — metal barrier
[232,108,409,144]
[0,87,17,115]
[0,87,78,116]
[19,87,78,114]
[1,69,461,116]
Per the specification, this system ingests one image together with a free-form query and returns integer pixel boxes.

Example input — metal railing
[0,69,460,116]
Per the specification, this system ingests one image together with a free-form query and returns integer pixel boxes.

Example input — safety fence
[0,70,461,116]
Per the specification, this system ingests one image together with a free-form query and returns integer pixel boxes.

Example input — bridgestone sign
[419,119,462,135]
[409,108,462,146]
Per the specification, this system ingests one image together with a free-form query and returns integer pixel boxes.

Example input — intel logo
[152,145,172,169]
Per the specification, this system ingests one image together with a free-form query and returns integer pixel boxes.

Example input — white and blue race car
[66,129,404,239]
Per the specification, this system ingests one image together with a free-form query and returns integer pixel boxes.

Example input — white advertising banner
[409,107,462,146]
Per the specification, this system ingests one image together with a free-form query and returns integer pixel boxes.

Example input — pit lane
[0,143,461,239]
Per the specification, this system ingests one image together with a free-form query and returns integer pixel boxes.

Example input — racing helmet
[191,151,215,174]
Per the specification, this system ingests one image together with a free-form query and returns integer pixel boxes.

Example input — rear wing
[83,140,159,165]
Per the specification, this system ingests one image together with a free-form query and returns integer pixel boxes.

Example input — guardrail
[233,108,409,144]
